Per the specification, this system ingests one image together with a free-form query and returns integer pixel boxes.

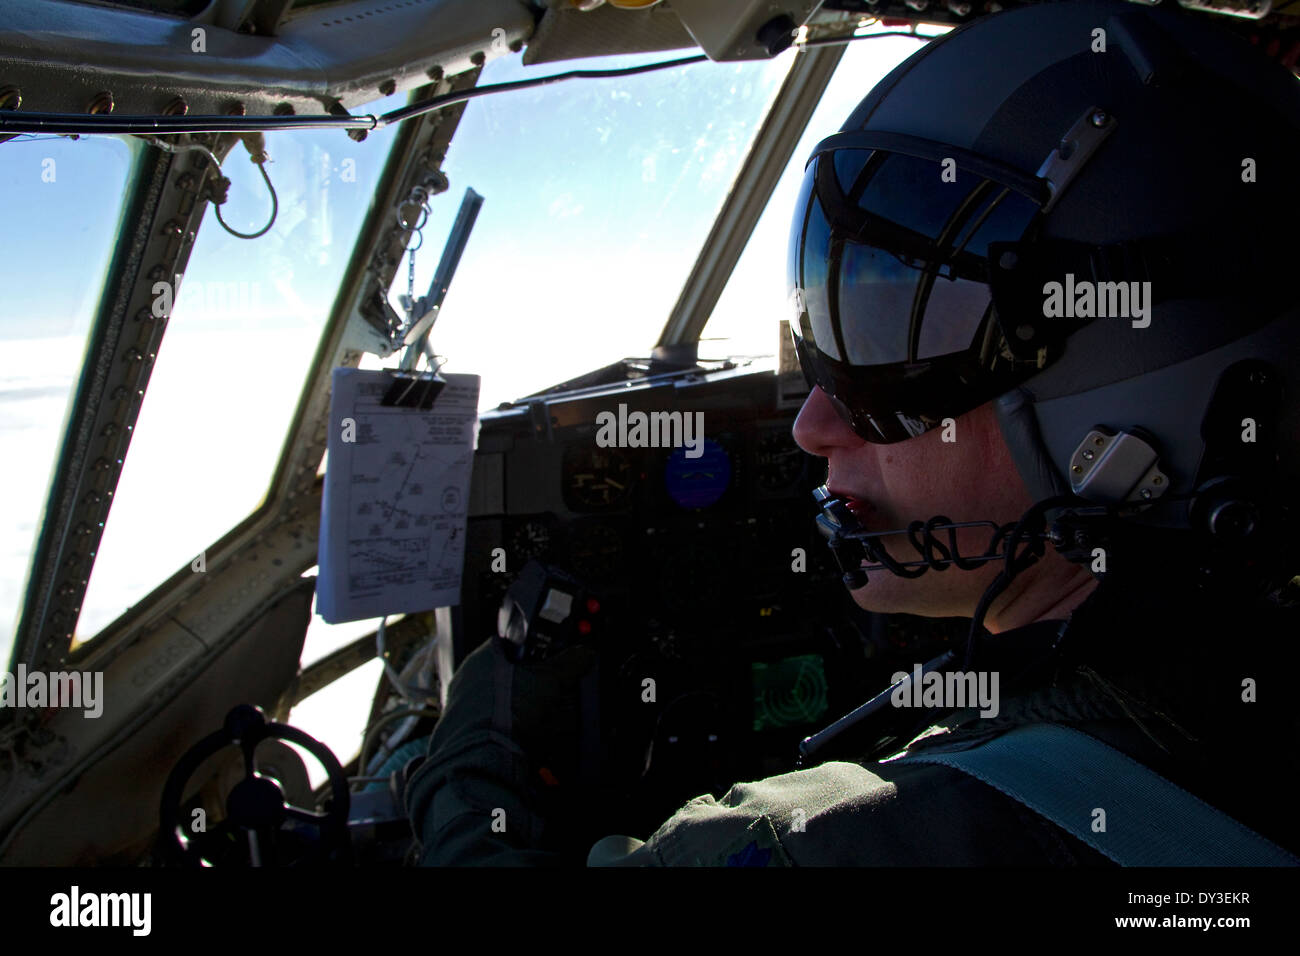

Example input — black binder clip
[380,370,445,409]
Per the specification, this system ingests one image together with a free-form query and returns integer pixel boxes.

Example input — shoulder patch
[718,815,793,867]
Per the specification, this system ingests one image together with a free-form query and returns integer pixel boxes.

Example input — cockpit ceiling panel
[0,0,533,118]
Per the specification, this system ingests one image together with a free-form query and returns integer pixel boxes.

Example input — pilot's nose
[793,385,860,458]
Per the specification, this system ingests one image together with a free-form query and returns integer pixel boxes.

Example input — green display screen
[752,654,829,731]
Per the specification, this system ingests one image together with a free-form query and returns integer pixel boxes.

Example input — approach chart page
[317,368,479,623]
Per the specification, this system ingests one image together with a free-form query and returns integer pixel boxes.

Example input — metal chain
[406,243,417,320]
[393,188,431,350]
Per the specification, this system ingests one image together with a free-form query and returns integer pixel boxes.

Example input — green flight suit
[404,626,1209,866]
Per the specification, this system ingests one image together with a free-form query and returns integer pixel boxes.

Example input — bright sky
[0,29,937,775]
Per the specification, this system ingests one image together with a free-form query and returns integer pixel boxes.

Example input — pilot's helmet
[788,0,1299,546]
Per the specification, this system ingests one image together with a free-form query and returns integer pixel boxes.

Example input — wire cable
[961,495,1079,670]
[800,30,942,48]
[142,132,278,239]
[379,53,708,126]
[355,706,439,786]
[139,134,221,170]
[213,160,278,239]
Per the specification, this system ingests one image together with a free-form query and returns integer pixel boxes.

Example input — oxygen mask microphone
[812,484,1047,589]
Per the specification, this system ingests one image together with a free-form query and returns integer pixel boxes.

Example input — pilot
[406,0,1300,866]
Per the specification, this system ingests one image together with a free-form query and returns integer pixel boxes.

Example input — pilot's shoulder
[592,756,1094,866]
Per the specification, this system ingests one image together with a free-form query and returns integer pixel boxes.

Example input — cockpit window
[386,49,795,410]
[70,97,406,646]
[12,47,792,658]
[0,134,138,670]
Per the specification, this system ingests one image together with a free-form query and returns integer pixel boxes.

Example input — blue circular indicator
[665,439,732,509]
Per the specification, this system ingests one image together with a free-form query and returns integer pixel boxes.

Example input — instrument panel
[451,363,964,834]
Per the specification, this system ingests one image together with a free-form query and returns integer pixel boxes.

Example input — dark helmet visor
[789,134,1046,443]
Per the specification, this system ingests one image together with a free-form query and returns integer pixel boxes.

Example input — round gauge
[563,445,633,511]
[509,518,553,561]
[568,519,624,584]
[756,430,806,492]
[664,438,732,509]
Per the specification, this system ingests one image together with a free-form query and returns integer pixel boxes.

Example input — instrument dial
[563,445,633,511]
[756,429,806,492]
